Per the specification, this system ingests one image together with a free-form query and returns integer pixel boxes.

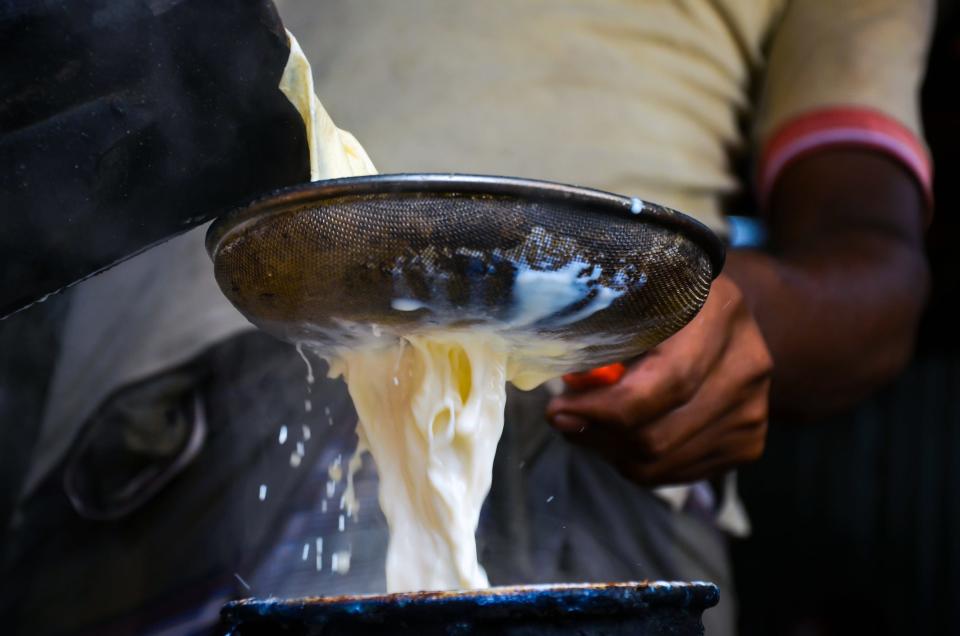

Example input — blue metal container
[221,581,719,635]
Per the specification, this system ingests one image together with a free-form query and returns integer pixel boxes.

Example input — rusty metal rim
[221,581,720,627]
[205,173,725,279]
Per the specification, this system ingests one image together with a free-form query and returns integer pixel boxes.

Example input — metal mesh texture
[209,177,719,371]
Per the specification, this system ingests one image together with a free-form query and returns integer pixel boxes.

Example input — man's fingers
[622,305,772,455]
[548,350,708,428]
[611,398,767,486]
[613,355,764,458]
[547,273,774,488]
[550,379,769,482]
[547,275,745,429]
[563,413,766,487]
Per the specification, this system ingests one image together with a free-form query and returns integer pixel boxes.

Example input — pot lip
[222,580,720,626]
[205,173,726,280]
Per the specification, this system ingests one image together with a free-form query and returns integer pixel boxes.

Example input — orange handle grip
[562,362,627,391]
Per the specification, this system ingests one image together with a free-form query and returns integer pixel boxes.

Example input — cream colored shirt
[277,0,934,233]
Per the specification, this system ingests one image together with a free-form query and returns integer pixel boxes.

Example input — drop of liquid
[296,343,315,385]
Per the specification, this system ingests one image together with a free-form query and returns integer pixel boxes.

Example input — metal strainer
[206,174,724,372]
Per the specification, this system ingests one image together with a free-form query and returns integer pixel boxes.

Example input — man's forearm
[726,149,930,419]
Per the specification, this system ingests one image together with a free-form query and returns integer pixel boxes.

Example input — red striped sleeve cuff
[758,106,933,211]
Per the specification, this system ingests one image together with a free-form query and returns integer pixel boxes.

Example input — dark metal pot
[221,581,719,635]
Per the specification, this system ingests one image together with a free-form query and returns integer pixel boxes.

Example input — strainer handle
[562,362,627,390]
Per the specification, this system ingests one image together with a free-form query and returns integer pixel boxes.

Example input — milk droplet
[391,298,425,312]
[234,573,251,591]
[331,550,351,574]
[296,343,315,384]
[328,454,343,482]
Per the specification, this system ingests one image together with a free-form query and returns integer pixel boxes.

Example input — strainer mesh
[212,189,714,370]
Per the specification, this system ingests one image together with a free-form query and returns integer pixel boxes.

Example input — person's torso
[286,0,787,231]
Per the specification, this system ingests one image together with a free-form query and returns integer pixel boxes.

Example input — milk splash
[324,333,513,591]
[304,255,636,591]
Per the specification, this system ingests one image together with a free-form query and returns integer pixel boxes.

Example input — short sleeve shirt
[287,0,935,233]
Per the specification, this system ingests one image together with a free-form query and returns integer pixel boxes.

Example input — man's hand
[545,149,928,488]
[546,274,772,487]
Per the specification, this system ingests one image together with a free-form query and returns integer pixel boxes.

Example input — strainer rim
[205,173,725,278]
